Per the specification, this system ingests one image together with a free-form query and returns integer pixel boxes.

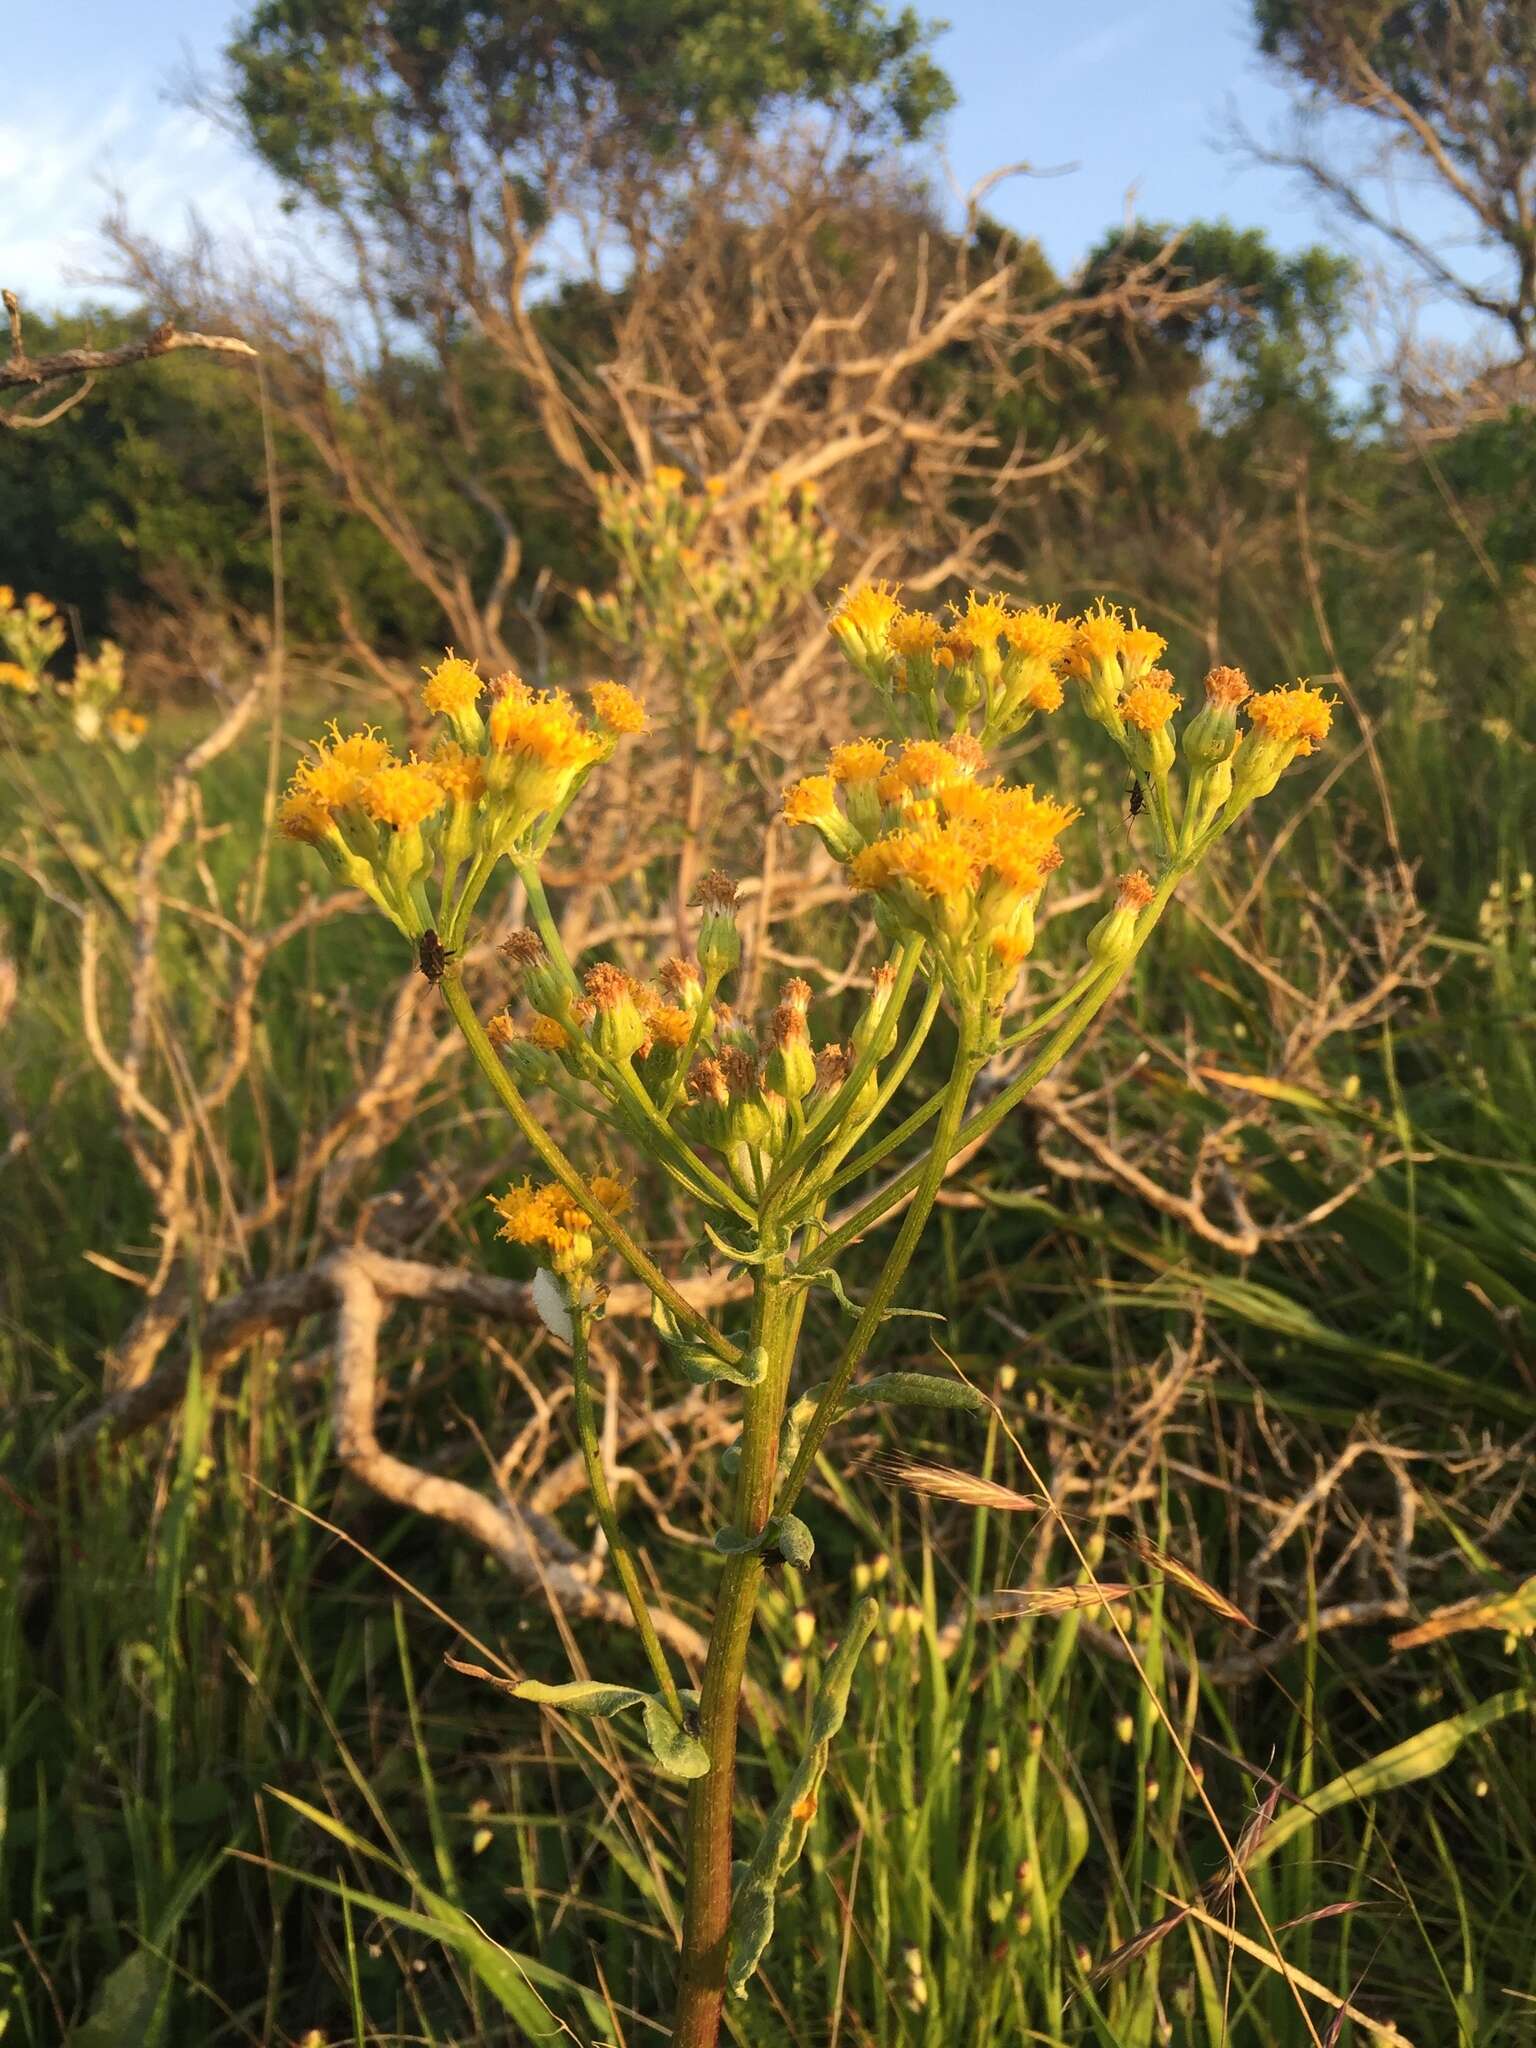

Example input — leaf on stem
[727,1595,880,1998]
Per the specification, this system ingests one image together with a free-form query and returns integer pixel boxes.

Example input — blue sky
[1,0,1480,368]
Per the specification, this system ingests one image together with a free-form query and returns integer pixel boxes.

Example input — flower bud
[1087,871,1156,966]
[582,964,648,1064]
[793,1607,816,1650]
[1183,665,1249,768]
[693,870,742,980]
[764,979,816,1101]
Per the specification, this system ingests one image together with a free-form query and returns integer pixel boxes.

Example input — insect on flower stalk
[277,592,1333,2047]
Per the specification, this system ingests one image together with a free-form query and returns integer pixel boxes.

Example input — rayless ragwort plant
[277,590,1334,2044]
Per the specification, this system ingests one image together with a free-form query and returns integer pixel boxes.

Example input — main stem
[671,1263,796,2048]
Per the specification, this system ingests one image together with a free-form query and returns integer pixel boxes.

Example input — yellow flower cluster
[490,1174,630,1278]
[785,734,1078,1010]
[278,658,645,949]
[826,585,1075,743]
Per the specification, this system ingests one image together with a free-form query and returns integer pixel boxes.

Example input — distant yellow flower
[590,681,648,734]
[422,651,482,717]
[0,661,36,693]
[0,587,13,611]
[25,593,56,620]
[704,474,728,498]
[361,761,447,830]
[653,465,687,492]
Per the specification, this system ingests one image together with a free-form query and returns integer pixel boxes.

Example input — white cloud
[2,85,285,311]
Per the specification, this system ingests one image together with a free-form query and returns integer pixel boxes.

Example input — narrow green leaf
[509,1678,649,1716]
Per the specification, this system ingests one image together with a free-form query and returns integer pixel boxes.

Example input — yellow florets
[294,725,394,809]
[958,590,1016,642]
[1246,683,1335,756]
[0,661,36,692]
[887,609,942,657]
[528,1013,570,1051]
[1120,616,1168,676]
[1005,604,1075,666]
[490,1175,630,1270]
[277,790,335,843]
[1012,655,1065,714]
[489,688,601,769]
[361,761,447,831]
[427,741,488,804]
[653,466,687,492]
[783,774,839,825]
[422,652,482,717]
[829,739,888,784]
[1121,675,1181,733]
[1069,599,1127,673]
[590,681,648,734]
[899,828,979,899]
[895,739,970,793]
[830,581,902,647]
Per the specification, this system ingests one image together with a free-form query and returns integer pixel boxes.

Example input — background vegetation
[3,1,1534,2043]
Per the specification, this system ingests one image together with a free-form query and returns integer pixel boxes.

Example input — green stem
[771,1011,981,1527]
[763,936,925,1204]
[608,1066,756,1220]
[515,862,583,993]
[672,1266,798,2048]
[801,867,1185,1282]
[658,968,724,1119]
[438,969,740,1364]
[570,1312,685,1723]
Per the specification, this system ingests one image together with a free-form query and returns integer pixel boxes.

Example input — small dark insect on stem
[1126,776,1146,826]
[417,929,456,982]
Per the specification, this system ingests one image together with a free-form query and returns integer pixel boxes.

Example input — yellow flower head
[0,586,13,612]
[590,680,648,734]
[1121,673,1181,733]
[899,827,979,900]
[277,790,334,843]
[427,740,487,804]
[829,738,888,785]
[1005,604,1075,666]
[704,473,728,498]
[1203,664,1252,708]
[829,581,902,654]
[422,651,482,718]
[295,725,395,811]
[896,738,970,793]
[652,465,687,492]
[1115,870,1157,911]
[1120,615,1168,677]
[528,1013,570,1051]
[490,1175,629,1269]
[0,661,36,692]
[26,594,56,620]
[489,687,601,771]
[361,760,447,831]
[1011,655,1065,714]
[887,608,942,658]
[1069,599,1126,674]
[1246,682,1335,757]
[782,774,839,826]
[850,834,908,893]
[959,590,1016,644]
[647,1003,695,1050]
